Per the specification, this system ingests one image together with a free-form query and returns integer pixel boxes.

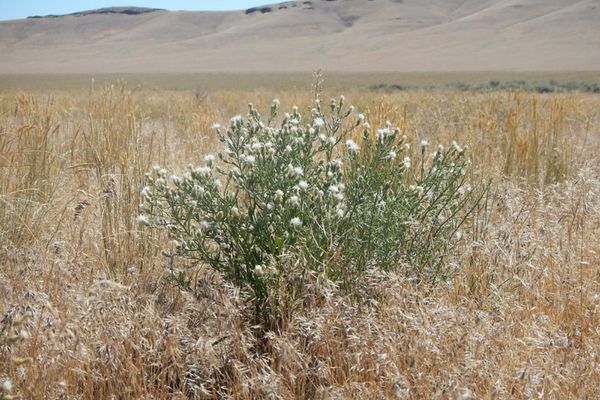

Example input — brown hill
[0,0,598,73]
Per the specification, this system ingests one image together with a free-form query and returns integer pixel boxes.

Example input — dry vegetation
[1,83,599,399]
[2,71,600,92]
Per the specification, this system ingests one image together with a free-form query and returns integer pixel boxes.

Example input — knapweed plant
[140,97,484,324]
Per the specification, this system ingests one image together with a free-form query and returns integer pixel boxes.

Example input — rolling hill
[0,0,599,73]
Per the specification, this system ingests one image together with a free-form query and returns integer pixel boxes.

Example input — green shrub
[139,97,484,325]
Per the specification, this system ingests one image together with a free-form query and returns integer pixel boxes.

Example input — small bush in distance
[139,97,485,325]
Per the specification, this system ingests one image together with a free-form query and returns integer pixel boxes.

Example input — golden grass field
[1,81,599,399]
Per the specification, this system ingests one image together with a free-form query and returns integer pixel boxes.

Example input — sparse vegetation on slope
[27,7,166,19]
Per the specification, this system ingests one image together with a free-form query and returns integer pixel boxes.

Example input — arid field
[0,79,599,399]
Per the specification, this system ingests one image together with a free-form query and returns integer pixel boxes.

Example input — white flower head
[458,184,472,195]
[243,154,256,165]
[212,123,221,129]
[195,166,211,176]
[313,117,325,128]
[272,98,280,107]
[346,139,360,154]
[254,265,264,275]
[274,189,284,201]
[403,156,411,169]
[231,206,240,217]
[2,379,13,393]
[200,220,210,229]
[452,140,464,153]
[298,180,309,190]
[290,217,303,228]
[376,128,391,141]
[288,195,300,206]
[388,150,397,160]
[410,185,425,196]
[288,164,304,177]
[420,139,429,147]
[135,214,149,225]
[292,135,304,144]
[204,154,215,162]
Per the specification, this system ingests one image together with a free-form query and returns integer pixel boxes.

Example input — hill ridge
[26,6,166,19]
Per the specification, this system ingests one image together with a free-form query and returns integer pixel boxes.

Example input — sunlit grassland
[1,71,600,91]
[0,82,599,399]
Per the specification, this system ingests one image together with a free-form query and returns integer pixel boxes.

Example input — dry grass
[1,84,599,399]
[1,71,600,92]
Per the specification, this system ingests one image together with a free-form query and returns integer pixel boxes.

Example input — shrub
[139,97,484,325]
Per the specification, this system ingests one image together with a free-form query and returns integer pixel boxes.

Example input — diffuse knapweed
[139,97,483,321]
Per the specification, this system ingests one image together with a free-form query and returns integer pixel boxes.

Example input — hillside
[0,0,599,73]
